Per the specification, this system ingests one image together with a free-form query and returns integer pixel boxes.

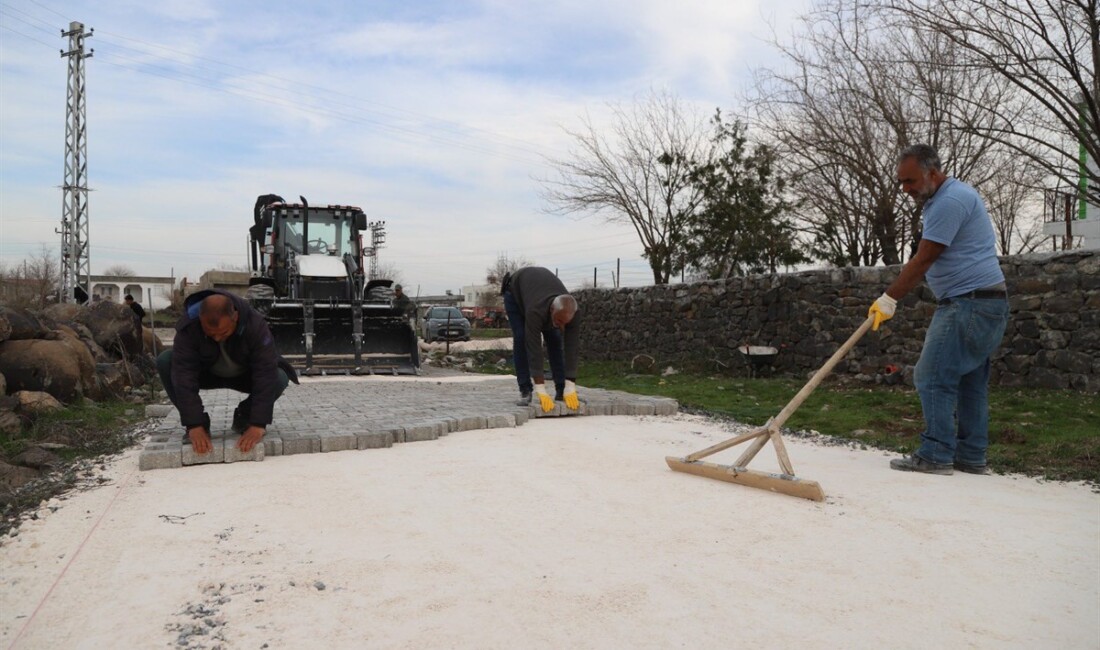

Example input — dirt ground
[1,384,1097,649]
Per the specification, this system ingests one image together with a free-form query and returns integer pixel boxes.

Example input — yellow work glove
[563,380,579,410]
[533,384,555,413]
[868,293,897,331]
[563,378,580,409]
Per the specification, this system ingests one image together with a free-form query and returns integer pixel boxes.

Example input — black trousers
[155,349,289,420]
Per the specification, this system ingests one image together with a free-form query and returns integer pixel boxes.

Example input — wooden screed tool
[666,317,874,501]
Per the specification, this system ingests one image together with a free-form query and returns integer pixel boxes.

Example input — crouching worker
[157,290,298,454]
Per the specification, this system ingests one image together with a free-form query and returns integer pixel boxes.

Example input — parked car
[421,306,471,342]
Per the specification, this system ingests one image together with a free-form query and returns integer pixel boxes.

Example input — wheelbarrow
[738,345,779,378]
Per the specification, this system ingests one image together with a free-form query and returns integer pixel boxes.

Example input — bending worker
[501,266,581,412]
[868,144,1010,476]
[157,290,299,454]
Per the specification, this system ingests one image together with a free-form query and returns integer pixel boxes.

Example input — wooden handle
[769,317,874,431]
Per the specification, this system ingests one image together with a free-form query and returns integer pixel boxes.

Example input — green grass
[1,400,147,461]
[576,361,1100,483]
[469,328,511,339]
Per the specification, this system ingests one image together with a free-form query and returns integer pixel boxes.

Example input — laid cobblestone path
[139,378,678,470]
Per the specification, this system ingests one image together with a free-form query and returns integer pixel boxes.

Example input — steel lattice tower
[59,21,92,303]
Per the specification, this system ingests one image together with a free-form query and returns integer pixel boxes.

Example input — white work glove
[533,384,554,413]
[868,293,897,331]
[563,380,579,410]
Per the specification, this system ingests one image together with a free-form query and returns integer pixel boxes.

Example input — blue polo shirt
[921,177,1004,300]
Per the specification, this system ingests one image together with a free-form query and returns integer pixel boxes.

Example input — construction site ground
[1,373,1097,649]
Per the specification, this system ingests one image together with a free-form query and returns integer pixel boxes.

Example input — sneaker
[889,454,954,475]
[953,461,989,475]
[515,393,532,407]
[232,405,248,434]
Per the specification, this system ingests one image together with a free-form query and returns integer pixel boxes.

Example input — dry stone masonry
[575,250,1099,392]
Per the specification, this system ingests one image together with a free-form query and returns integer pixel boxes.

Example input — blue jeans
[914,297,1010,465]
[503,290,565,396]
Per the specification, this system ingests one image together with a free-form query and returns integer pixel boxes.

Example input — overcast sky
[1,0,811,295]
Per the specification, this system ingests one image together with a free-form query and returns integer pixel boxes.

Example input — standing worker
[124,294,146,353]
[156,290,299,454]
[392,284,416,319]
[869,144,1010,476]
[502,266,581,412]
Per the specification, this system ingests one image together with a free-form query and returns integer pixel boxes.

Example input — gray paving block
[455,415,486,431]
[513,409,529,425]
[320,433,358,452]
[263,437,283,456]
[634,403,656,416]
[486,413,516,428]
[404,423,439,442]
[182,438,224,465]
[139,448,182,470]
[357,431,393,449]
[224,435,265,463]
[281,436,321,455]
[145,404,175,418]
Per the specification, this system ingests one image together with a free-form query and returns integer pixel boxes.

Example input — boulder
[0,306,53,341]
[95,361,130,399]
[56,323,110,363]
[0,408,20,435]
[0,460,39,496]
[13,390,64,415]
[73,301,142,359]
[0,370,5,396]
[11,446,59,470]
[40,302,81,323]
[0,336,97,403]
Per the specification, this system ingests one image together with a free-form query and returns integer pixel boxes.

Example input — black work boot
[953,461,989,475]
[889,454,953,475]
[515,392,532,407]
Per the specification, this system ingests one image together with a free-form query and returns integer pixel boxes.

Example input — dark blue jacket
[171,289,298,428]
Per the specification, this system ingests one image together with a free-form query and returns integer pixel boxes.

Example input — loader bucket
[265,301,419,376]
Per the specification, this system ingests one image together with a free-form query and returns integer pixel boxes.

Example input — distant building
[89,274,175,310]
[461,283,499,309]
[182,270,251,297]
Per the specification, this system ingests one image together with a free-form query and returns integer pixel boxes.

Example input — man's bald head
[199,294,238,342]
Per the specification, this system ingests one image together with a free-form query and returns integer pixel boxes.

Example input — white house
[89,274,175,310]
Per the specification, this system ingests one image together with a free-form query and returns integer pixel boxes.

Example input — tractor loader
[246,194,419,375]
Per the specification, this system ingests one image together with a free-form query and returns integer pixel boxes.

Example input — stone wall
[575,250,1099,392]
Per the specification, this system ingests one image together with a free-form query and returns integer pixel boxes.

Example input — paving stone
[486,414,516,428]
[138,379,677,470]
[263,437,283,456]
[320,433,358,452]
[182,438,224,465]
[139,448,182,470]
[145,404,174,418]
[357,431,393,449]
[404,423,439,442]
[224,435,265,463]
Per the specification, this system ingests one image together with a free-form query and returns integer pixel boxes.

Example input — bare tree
[541,90,712,284]
[101,264,136,277]
[0,246,60,309]
[751,0,1037,266]
[485,253,533,287]
[885,0,1099,206]
[371,260,405,286]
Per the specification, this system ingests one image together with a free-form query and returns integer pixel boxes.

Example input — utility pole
[59,21,93,303]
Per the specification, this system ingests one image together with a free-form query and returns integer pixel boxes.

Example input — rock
[12,446,60,470]
[0,409,21,435]
[0,336,97,403]
[0,460,39,494]
[0,370,5,396]
[13,390,63,415]
[0,306,52,341]
[56,323,109,363]
[95,361,130,399]
[72,301,143,359]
